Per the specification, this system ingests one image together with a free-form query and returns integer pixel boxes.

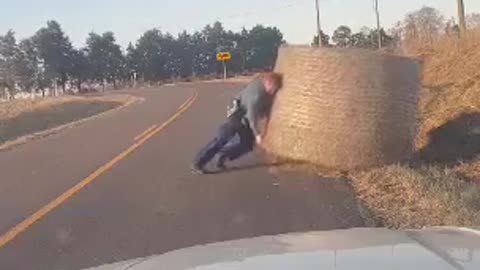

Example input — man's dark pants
[194,117,255,168]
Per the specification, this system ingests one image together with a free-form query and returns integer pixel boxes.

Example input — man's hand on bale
[256,135,263,145]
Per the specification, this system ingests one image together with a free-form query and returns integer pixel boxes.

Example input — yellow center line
[134,125,158,141]
[177,101,188,111]
[0,90,198,249]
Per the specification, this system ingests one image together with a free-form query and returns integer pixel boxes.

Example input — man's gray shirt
[231,78,273,136]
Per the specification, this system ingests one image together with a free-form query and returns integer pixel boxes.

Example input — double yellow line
[134,125,158,141]
[0,90,198,249]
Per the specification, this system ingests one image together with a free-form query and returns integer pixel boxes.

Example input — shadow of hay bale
[417,112,480,166]
[264,46,421,171]
[210,159,305,175]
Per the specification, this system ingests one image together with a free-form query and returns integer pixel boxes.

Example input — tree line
[314,26,394,48]
[0,21,284,98]
[0,19,398,100]
[316,7,480,49]
[2,7,479,99]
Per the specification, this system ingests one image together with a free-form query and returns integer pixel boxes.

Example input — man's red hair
[263,72,283,89]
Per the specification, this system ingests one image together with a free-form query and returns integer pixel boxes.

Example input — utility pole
[457,0,467,36]
[315,0,323,47]
[222,60,227,80]
[374,0,382,49]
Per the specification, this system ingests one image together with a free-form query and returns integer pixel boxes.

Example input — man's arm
[245,97,260,136]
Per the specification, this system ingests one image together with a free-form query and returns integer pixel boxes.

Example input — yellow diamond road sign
[217,52,231,61]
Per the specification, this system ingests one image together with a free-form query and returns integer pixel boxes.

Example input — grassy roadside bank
[349,31,480,229]
[262,31,480,228]
[0,95,132,147]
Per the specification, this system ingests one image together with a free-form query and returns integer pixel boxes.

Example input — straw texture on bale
[264,47,421,171]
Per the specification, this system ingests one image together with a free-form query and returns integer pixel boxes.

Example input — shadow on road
[416,112,480,166]
[210,159,306,175]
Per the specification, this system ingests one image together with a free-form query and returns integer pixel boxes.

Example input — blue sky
[1,0,479,48]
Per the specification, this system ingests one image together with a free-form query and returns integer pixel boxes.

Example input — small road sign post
[216,52,231,80]
[222,61,227,80]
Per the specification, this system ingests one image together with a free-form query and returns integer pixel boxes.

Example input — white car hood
[86,227,480,270]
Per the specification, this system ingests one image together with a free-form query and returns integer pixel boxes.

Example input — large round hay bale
[264,47,421,171]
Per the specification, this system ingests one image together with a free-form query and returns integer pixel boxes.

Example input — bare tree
[389,21,404,48]
[403,6,445,44]
[467,13,480,29]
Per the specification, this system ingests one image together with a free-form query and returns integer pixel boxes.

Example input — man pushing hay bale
[263,46,421,171]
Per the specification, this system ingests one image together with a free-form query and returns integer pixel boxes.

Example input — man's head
[262,72,283,95]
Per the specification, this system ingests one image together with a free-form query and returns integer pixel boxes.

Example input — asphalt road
[0,81,364,270]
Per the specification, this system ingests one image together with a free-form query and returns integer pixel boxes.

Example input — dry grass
[263,31,480,228]
[0,95,130,121]
[352,165,480,229]
[412,30,480,172]
[456,161,480,182]
[349,30,480,228]
[0,94,134,147]
[0,96,80,120]
[414,30,480,152]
